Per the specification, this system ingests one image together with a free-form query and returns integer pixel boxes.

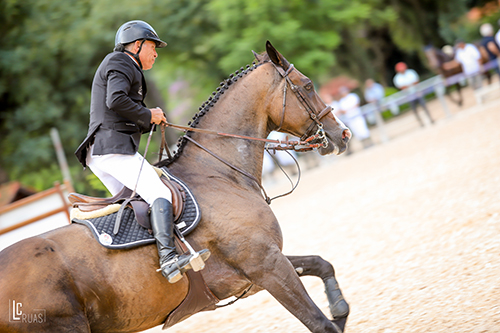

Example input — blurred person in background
[364,79,385,105]
[363,78,385,123]
[323,93,340,120]
[442,45,455,58]
[454,39,483,90]
[495,18,500,50]
[393,62,434,127]
[440,45,466,106]
[479,23,500,75]
[337,86,373,151]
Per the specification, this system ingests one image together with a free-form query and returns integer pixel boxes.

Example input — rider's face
[138,40,157,70]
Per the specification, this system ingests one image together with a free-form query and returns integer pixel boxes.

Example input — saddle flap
[160,175,185,222]
[130,200,150,229]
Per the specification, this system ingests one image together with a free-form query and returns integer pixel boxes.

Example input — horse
[0,41,351,333]
[424,44,492,107]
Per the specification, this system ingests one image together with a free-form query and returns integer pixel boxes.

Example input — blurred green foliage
[0,0,497,193]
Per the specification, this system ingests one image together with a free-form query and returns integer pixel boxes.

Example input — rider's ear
[265,40,290,71]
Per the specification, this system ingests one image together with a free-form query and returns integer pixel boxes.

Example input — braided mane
[157,59,266,167]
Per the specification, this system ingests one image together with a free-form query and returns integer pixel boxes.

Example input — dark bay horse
[0,41,351,333]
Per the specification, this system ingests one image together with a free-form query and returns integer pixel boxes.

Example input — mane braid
[157,61,265,167]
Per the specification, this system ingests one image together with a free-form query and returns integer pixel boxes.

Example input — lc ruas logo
[9,300,46,323]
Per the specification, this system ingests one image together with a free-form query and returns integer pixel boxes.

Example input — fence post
[434,76,452,118]
[50,127,74,189]
[373,103,389,143]
[54,181,71,223]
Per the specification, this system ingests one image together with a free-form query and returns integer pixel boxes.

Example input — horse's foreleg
[245,246,342,333]
[287,255,350,331]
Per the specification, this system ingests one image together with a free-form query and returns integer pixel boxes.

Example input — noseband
[271,62,331,149]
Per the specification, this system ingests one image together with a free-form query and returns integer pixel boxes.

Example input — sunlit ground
[145,81,500,333]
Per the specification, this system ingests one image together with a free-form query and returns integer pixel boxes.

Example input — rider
[75,20,209,283]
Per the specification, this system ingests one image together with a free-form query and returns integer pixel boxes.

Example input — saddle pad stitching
[73,218,155,249]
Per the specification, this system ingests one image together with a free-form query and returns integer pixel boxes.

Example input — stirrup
[188,251,205,272]
[157,250,211,283]
[159,256,184,283]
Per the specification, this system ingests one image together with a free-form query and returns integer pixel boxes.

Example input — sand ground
[145,83,500,333]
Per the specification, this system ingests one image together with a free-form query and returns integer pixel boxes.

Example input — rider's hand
[150,107,167,125]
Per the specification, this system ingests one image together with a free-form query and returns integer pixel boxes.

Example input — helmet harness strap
[124,39,146,70]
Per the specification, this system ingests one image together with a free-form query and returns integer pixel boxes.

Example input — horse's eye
[305,83,313,91]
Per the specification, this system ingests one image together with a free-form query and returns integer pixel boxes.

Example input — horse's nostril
[342,129,352,142]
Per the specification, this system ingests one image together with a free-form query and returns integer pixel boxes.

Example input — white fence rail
[0,181,72,251]
[356,59,499,141]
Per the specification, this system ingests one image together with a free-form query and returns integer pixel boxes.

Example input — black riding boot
[150,198,210,283]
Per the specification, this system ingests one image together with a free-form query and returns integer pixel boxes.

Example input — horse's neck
[174,66,277,186]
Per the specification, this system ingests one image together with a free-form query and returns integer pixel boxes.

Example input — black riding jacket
[75,51,152,168]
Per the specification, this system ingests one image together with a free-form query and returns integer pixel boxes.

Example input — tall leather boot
[150,198,210,283]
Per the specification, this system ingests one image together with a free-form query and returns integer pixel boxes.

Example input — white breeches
[87,145,172,205]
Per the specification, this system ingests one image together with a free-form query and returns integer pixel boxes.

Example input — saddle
[69,167,185,223]
[70,167,202,249]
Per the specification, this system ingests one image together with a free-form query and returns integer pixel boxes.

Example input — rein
[184,135,273,204]
[161,121,327,151]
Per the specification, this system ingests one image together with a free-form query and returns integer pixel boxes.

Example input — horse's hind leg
[287,255,350,331]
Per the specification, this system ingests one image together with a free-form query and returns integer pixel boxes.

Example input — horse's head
[255,41,351,155]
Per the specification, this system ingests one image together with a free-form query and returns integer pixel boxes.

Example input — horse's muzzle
[343,129,352,143]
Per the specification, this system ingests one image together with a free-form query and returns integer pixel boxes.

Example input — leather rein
[159,62,332,204]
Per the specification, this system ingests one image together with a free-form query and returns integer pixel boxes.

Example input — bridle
[271,61,331,149]
[158,60,335,203]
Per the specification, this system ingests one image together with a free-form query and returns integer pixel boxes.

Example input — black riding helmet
[114,20,167,69]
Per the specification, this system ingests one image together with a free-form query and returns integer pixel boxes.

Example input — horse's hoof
[331,297,349,319]
[324,277,350,319]
[332,316,347,333]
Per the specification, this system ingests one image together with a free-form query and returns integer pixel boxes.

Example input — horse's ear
[252,50,264,63]
[265,40,290,70]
